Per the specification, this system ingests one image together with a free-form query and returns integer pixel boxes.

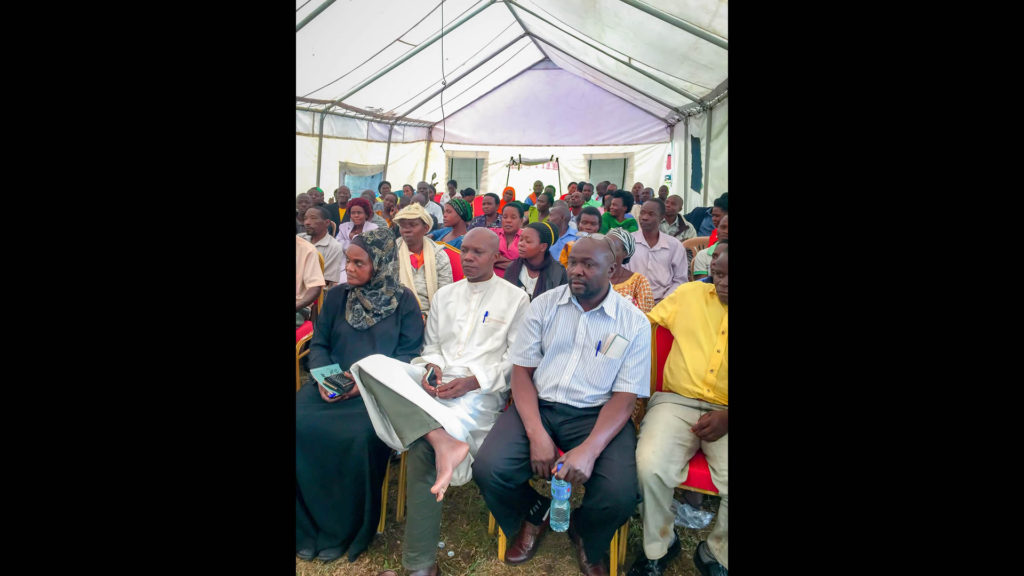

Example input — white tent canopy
[297,0,727,208]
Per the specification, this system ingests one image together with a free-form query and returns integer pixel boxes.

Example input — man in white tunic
[351,227,530,576]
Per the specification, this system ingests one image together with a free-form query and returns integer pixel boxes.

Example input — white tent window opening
[296,0,728,212]
[338,161,385,195]
[588,158,629,191]
[448,157,485,191]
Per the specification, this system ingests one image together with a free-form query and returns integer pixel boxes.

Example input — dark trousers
[472,400,639,563]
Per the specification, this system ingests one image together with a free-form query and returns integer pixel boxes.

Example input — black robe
[295,284,423,560]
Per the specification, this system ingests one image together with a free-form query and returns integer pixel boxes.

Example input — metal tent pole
[315,112,326,187]
[422,132,433,183]
[296,0,337,33]
[683,116,689,212]
[391,33,528,123]
[324,0,497,114]
[508,1,702,103]
[382,124,395,182]
[615,0,727,50]
[704,109,712,206]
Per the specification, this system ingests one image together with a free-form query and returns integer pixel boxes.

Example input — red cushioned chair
[296,253,326,391]
[648,322,720,496]
[442,245,463,282]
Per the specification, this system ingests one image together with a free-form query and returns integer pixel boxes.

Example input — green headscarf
[448,197,473,222]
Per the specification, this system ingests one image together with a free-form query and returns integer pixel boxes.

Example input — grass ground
[295,451,719,576]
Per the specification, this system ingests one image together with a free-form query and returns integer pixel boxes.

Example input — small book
[310,364,353,396]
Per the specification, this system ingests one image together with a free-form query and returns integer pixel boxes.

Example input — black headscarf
[345,227,401,330]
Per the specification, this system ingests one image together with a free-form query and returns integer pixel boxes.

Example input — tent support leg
[315,112,326,188]
[683,117,689,212]
[383,124,395,182]
[422,133,433,183]
[704,109,713,206]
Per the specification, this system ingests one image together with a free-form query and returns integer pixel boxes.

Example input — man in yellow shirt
[628,244,728,576]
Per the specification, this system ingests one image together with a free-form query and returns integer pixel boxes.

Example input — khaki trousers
[636,392,728,569]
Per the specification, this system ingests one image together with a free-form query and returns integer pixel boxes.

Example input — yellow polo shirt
[647,282,728,405]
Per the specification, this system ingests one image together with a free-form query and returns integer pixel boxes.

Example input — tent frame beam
[315,0,497,186]
[296,0,337,33]
[427,57,546,132]
[503,1,553,63]
[297,107,428,127]
[324,0,497,114]
[391,33,529,125]
[507,0,703,104]
[533,36,681,121]
[615,0,727,50]
[298,97,433,126]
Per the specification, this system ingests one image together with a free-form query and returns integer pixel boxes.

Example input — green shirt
[599,212,639,234]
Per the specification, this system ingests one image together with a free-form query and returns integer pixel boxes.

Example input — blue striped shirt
[511,284,651,408]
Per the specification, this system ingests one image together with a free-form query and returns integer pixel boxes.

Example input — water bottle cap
[556,462,563,472]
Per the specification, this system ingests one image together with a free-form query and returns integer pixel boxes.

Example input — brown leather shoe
[568,522,609,576]
[505,518,549,565]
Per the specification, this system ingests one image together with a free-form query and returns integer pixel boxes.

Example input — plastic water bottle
[550,463,571,532]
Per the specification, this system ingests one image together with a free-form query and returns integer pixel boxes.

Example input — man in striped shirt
[472,236,651,576]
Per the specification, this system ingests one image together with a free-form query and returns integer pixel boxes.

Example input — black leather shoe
[626,535,681,576]
[693,540,727,576]
[316,546,344,563]
[296,546,316,561]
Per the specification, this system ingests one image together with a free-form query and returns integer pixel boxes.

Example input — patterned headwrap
[606,226,636,264]
[393,203,432,228]
[447,197,473,222]
[345,197,373,219]
[345,227,401,331]
[526,220,559,248]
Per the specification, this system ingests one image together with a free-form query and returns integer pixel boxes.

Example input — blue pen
[483,311,489,324]
[595,340,602,356]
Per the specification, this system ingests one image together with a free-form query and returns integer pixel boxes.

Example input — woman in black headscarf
[296,227,424,563]
[502,220,568,301]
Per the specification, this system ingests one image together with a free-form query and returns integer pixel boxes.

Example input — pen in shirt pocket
[483,311,489,324]
[595,340,602,356]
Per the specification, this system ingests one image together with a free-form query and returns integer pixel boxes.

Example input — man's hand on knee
[691,409,728,442]
[528,430,558,478]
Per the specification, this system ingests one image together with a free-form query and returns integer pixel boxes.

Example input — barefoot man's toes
[426,429,470,502]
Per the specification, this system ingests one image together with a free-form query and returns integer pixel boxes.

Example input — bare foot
[425,428,470,502]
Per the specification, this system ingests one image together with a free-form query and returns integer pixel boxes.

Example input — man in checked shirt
[472,235,651,576]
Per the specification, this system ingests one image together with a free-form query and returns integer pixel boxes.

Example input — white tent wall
[679,112,706,213]
[431,142,667,200]
[427,62,671,146]
[297,135,431,195]
[707,97,728,203]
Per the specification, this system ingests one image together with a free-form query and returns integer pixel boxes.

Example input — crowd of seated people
[295,181,728,576]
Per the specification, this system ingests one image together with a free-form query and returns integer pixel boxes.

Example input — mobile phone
[425,366,438,388]
[324,373,355,395]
